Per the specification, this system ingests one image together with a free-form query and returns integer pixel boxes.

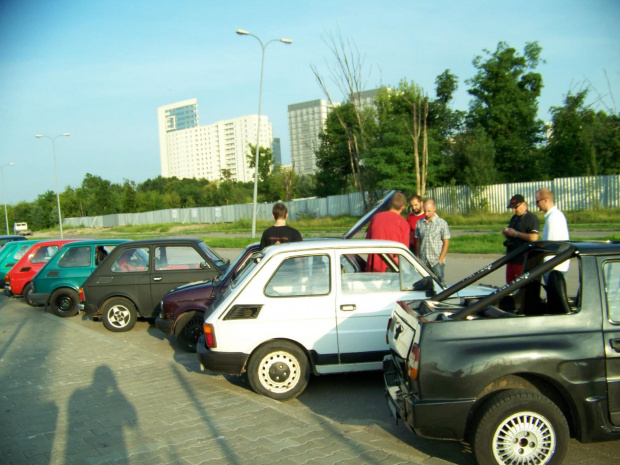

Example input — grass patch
[200,237,258,248]
[450,234,505,254]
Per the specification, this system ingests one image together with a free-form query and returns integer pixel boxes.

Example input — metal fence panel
[63,175,618,228]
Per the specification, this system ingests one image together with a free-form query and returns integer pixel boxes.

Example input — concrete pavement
[0,296,433,465]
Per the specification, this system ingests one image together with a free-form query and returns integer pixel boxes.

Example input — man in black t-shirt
[502,194,540,283]
[260,203,302,249]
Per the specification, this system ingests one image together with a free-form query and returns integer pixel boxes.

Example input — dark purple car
[155,243,259,352]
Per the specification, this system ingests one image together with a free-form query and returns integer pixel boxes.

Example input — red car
[4,239,78,297]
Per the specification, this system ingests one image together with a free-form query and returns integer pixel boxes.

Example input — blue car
[28,239,129,317]
[0,235,28,248]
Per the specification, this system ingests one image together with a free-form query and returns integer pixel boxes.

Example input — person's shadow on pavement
[65,365,137,465]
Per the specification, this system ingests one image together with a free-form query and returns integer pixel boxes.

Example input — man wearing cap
[502,194,540,283]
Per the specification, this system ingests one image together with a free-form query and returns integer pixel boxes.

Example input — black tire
[49,288,80,317]
[247,341,310,400]
[101,297,137,332]
[23,283,40,307]
[473,390,569,465]
[176,314,204,353]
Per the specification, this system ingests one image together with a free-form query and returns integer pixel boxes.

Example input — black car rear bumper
[196,336,248,375]
[383,355,473,441]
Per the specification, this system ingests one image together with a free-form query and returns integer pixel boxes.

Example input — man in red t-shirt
[406,194,425,254]
[365,192,409,272]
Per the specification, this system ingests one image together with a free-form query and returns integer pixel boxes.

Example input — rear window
[111,248,150,273]
[31,246,60,264]
[154,245,208,271]
[13,245,31,261]
[58,246,91,268]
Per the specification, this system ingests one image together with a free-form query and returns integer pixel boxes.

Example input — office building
[158,99,273,183]
[288,99,337,176]
[272,138,282,166]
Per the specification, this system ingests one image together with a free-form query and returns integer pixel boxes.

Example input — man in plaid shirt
[415,199,450,284]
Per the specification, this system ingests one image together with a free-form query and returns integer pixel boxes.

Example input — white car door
[234,252,338,358]
[335,248,437,369]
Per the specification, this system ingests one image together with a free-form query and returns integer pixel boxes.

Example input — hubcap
[257,351,300,393]
[58,296,73,311]
[107,305,131,329]
[492,411,556,465]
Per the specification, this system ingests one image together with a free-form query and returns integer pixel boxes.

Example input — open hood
[343,190,396,240]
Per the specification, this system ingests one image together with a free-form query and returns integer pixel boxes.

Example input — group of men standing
[366,188,569,285]
[365,192,451,283]
[261,188,569,287]
[503,188,570,282]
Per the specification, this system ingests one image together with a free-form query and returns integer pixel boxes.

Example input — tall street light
[35,133,70,239]
[1,162,15,235]
[236,29,292,238]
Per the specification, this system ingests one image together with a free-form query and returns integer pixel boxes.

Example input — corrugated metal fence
[64,175,619,228]
[427,175,620,214]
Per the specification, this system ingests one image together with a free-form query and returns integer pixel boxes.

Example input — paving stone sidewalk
[0,297,436,465]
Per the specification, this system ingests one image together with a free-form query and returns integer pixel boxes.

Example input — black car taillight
[408,344,420,380]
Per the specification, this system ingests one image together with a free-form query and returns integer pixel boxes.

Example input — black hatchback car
[79,239,229,332]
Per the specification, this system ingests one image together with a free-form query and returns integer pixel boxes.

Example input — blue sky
[1,0,618,205]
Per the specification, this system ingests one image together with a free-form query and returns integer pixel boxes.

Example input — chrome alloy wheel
[106,304,132,329]
[492,411,556,465]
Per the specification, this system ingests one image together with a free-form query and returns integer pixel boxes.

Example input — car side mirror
[413,276,436,297]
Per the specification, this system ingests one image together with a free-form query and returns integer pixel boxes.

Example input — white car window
[341,253,423,293]
[265,255,330,297]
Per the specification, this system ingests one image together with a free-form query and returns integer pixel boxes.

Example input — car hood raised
[343,190,396,239]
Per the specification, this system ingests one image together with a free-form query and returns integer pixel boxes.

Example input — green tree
[427,70,466,186]
[466,41,545,182]
[30,191,58,230]
[75,173,121,216]
[452,127,498,188]
[365,83,423,194]
[247,144,280,202]
[121,180,137,213]
[315,102,370,196]
[545,88,620,177]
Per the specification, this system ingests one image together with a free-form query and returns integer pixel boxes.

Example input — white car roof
[261,239,410,256]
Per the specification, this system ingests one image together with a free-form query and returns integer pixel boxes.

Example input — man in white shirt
[536,188,570,273]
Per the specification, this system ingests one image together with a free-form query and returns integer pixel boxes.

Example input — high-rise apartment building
[158,99,273,183]
[288,90,380,176]
[288,99,337,175]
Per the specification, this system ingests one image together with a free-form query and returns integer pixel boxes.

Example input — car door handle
[611,339,620,353]
[340,304,356,312]
[152,276,162,281]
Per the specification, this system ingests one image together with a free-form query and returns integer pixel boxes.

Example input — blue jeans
[430,263,445,284]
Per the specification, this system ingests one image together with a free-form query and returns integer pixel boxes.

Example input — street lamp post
[1,162,15,235]
[236,29,292,238]
[35,133,70,239]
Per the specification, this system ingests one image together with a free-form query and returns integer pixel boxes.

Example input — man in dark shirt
[260,203,302,249]
[502,194,540,283]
